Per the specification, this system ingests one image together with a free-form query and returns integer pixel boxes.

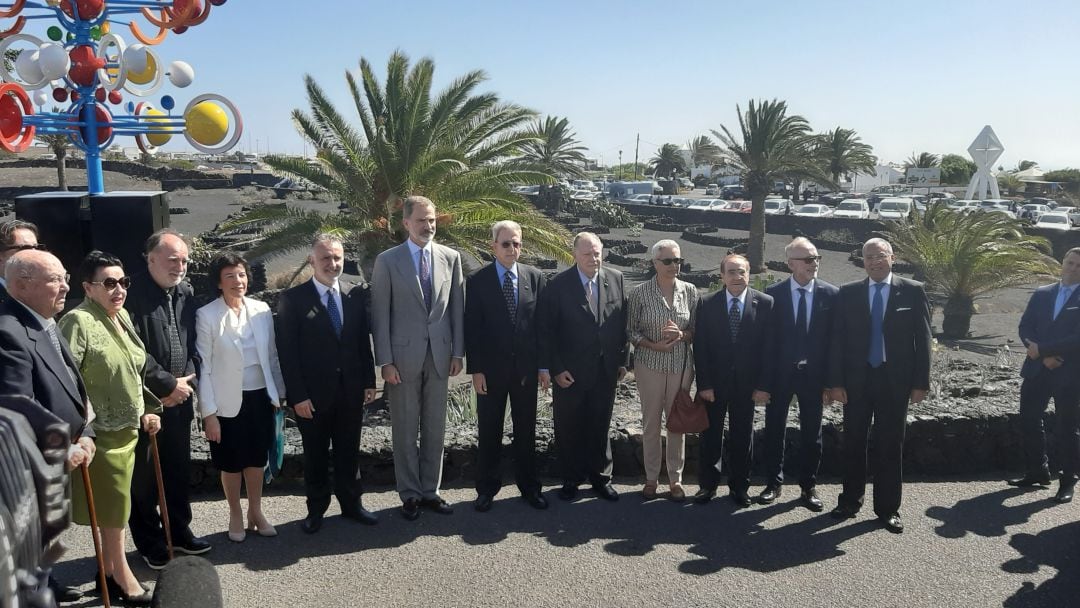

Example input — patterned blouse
[627,277,698,374]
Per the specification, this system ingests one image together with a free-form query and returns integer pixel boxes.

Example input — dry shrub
[267,265,312,290]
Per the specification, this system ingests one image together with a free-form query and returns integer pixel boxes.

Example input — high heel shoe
[97,575,153,606]
[247,515,278,537]
[228,512,246,542]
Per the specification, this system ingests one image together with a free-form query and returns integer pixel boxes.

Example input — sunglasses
[499,241,522,249]
[88,276,132,290]
[3,244,47,252]
[656,257,684,266]
[791,256,823,263]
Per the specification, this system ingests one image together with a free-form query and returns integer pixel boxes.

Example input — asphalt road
[52,478,1077,608]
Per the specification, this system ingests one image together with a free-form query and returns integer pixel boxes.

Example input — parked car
[220,164,235,171]
[946,199,979,213]
[737,201,754,213]
[817,192,848,206]
[512,185,541,195]
[720,200,745,212]
[977,199,1014,216]
[626,193,653,204]
[1054,206,1080,226]
[570,190,597,202]
[833,199,871,219]
[876,198,913,220]
[792,204,833,218]
[670,197,692,208]
[721,185,747,199]
[1018,204,1052,222]
[928,192,957,201]
[764,198,795,215]
[687,198,719,210]
[705,183,720,195]
[1034,213,1072,231]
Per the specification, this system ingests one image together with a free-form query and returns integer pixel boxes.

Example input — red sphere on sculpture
[60,0,105,20]
[68,45,104,87]
[53,88,69,103]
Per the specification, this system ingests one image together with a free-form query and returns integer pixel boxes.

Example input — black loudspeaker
[15,191,169,300]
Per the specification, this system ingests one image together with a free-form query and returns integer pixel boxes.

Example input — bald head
[146,230,190,289]
[6,250,69,318]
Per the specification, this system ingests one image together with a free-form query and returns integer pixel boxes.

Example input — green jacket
[58,298,161,433]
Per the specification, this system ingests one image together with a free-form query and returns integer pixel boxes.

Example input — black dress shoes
[1008,473,1052,488]
[523,491,549,510]
[594,483,620,502]
[141,545,170,570]
[175,534,213,555]
[48,578,83,603]
[401,498,421,521]
[342,503,379,525]
[558,484,579,501]
[800,488,824,512]
[757,484,782,504]
[98,576,152,606]
[880,513,904,534]
[693,487,716,504]
[1055,478,1076,503]
[475,494,494,512]
[830,504,859,520]
[731,488,752,508]
[300,513,324,534]
[420,497,454,514]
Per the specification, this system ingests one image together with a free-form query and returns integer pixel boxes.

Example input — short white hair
[573,232,602,249]
[863,237,893,255]
[785,237,815,258]
[650,239,680,258]
[491,220,522,242]
[312,233,343,250]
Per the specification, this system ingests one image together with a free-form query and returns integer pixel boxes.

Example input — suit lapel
[856,278,872,324]
[719,290,734,344]
[395,243,427,310]
[516,266,534,330]
[810,282,828,331]
[29,326,81,404]
[778,280,795,333]
[884,276,903,325]
[430,246,446,316]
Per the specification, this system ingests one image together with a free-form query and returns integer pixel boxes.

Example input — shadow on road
[925,486,1057,538]
[1001,520,1080,607]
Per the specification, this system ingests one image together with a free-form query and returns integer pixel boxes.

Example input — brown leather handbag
[666,349,709,434]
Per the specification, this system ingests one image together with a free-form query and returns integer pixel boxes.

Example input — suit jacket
[694,287,775,397]
[371,241,465,378]
[0,298,93,440]
[0,281,9,303]
[123,272,198,399]
[195,297,286,418]
[828,276,932,398]
[538,265,628,386]
[766,278,838,391]
[276,278,377,408]
[1018,283,1080,380]
[464,262,544,383]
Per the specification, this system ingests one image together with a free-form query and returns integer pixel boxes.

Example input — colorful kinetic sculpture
[0,0,242,194]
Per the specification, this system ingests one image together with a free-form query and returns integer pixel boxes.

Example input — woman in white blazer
[196,252,286,542]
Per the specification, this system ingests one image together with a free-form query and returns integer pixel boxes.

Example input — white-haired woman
[627,239,698,500]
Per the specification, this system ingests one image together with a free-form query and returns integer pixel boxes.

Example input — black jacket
[694,287,775,398]
[464,262,544,383]
[766,278,838,391]
[123,272,198,399]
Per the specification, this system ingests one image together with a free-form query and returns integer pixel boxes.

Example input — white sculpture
[965,125,1003,200]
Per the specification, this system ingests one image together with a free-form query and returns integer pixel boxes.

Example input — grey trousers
[388,349,449,502]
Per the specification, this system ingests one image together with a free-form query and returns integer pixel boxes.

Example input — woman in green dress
[60,251,161,605]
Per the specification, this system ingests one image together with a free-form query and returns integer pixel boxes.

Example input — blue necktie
[1054,286,1074,320]
[868,283,885,367]
[728,298,741,343]
[326,289,342,337]
[795,287,808,362]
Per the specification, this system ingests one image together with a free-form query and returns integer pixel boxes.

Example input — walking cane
[80,463,111,608]
[150,433,174,559]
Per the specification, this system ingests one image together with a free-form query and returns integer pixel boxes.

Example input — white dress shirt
[311,276,343,317]
[725,288,748,318]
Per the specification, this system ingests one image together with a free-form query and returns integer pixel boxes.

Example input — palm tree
[884,203,1059,338]
[519,116,587,179]
[647,143,686,178]
[35,132,70,191]
[905,152,940,168]
[711,99,816,272]
[998,173,1023,196]
[686,135,721,168]
[1017,160,1038,171]
[817,127,877,185]
[221,52,572,280]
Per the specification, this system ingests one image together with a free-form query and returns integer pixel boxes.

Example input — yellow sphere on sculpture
[127,51,156,85]
[185,101,228,146]
[145,107,172,146]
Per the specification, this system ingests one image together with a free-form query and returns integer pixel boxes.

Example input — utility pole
[633,133,640,179]
[618,150,623,180]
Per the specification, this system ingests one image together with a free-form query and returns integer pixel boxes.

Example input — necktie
[869,283,885,367]
[795,287,808,362]
[1054,285,1074,320]
[502,270,517,325]
[419,249,432,311]
[586,279,598,323]
[45,324,79,387]
[326,288,342,337]
[165,289,186,376]
[728,298,741,343]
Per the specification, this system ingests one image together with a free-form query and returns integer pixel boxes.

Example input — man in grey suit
[372,195,465,521]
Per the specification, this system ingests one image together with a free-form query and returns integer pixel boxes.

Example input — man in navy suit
[1010,247,1080,503]
[760,238,838,511]
[465,221,547,512]
[829,238,931,534]
[693,253,774,507]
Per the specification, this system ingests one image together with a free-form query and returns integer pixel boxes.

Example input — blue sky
[16,0,1080,169]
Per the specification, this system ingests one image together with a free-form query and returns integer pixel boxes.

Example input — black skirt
[209,389,274,473]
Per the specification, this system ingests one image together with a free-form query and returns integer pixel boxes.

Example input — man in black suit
[0,249,93,603]
[760,238,838,511]
[829,237,931,534]
[465,220,547,512]
[277,234,378,534]
[693,253,774,507]
[538,232,628,502]
[125,229,208,569]
[0,219,41,303]
[1010,247,1080,502]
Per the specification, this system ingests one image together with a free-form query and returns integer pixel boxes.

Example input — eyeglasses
[790,255,822,263]
[89,276,132,290]
[656,257,684,266]
[3,244,46,252]
[24,273,69,285]
[499,241,522,249]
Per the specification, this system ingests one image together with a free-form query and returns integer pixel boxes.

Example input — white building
[846,164,905,190]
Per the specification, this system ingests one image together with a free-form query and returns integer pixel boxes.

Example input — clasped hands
[826,387,927,405]
[1026,340,1065,370]
[537,367,627,392]
[160,373,196,407]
